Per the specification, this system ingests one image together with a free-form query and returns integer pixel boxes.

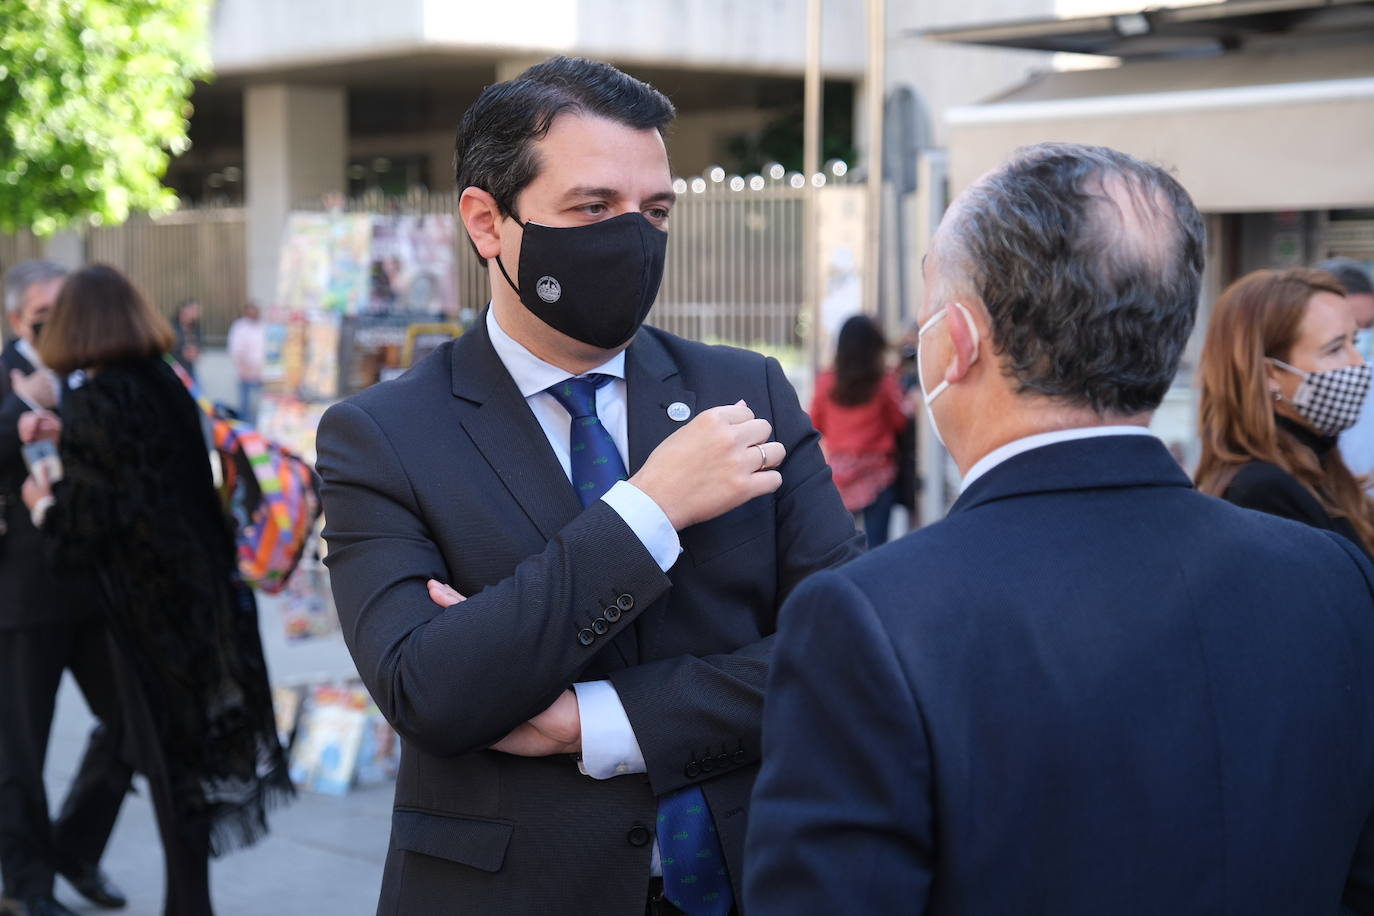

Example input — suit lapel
[452,319,584,543]
[611,330,696,668]
[625,329,695,475]
[2,341,35,375]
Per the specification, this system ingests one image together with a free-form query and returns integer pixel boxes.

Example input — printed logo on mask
[536,276,562,303]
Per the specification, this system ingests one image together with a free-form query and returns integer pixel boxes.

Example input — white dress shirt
[485,308,677,783]
[960,425,1157,493]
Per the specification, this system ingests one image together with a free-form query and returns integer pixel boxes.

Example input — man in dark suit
[316,58,860,916]
[745,144,1374,914]
[0,261,131,916]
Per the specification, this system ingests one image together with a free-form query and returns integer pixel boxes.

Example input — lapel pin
[667,402,691,422]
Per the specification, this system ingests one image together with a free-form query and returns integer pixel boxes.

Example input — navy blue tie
[545,375,628,508]
[545,374,734,916]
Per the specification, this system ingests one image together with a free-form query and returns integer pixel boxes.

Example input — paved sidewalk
[42,593,393,916]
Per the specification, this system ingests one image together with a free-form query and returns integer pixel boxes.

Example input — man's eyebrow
[558,187,677,206]
[560,186,622,202]
[1323,332,1349,349]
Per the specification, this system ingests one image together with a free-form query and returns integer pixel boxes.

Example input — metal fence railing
[2,169,854,354]
[308,172,856,358]
[0,231,44,284]
[87,206,247,345]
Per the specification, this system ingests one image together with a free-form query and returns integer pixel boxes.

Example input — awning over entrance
[943,44,1374,211]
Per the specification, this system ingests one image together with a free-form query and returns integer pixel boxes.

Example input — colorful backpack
[165,355,321,594]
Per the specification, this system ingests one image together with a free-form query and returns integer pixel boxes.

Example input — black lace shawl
[42,356,293,855]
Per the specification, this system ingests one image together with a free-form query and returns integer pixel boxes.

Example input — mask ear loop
[1265,357,1310,408]
[919,302,980,404]
[494,211,527,296]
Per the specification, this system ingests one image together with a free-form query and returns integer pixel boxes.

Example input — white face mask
[916,302,980,447]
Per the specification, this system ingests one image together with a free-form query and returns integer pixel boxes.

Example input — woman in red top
[810,314,911,547]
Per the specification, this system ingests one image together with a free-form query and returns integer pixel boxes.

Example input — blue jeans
[860,484,899,549]
[238,380,262,424]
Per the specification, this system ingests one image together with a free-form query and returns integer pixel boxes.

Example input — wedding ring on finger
[755,442,769,472]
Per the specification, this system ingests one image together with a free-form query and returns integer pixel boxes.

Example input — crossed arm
[317,356,861,785]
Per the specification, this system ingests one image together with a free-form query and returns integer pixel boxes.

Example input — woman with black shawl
[19,265,292,916]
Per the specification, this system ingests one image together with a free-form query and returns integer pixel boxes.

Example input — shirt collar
[960,425,1157,493]
[485,306,625,399]
[15,338,44,372]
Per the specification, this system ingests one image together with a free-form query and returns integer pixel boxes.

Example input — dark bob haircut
[39,264,174,374]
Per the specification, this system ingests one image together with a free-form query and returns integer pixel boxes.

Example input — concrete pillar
[244,84,346,309]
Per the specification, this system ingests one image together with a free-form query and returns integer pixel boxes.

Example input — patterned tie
[545,374,734,916]
[545,375,628,507]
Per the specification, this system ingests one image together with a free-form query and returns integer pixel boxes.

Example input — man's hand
[18,410,61,445]
[489,689,581,756]
[630,400,786,530]
[10,369,59,410]
[426,580,582,757]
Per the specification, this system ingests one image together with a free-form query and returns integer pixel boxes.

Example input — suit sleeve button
[717,753,731,769]
[617,594,635,612]
[627,824,652,847]
[685,761,701,779]
[700,756,716,775]
[591,617,610,636]
[733,749,746,764]
[603,606,622,623]
[577,629,595,647]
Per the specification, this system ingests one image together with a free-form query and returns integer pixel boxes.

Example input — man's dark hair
[941,142,1206,415]
[454,56,675,260]
[1315,257,1374,296]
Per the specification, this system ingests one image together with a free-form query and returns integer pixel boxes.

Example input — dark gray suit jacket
[0,339,94,629]
[316,317,861,915]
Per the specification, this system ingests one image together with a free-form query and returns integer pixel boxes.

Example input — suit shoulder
[642,325,770,373]
[331,339,455,420]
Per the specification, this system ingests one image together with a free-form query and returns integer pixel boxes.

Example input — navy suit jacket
[745,434,1374,915]
[316,316,861,915]
[0,339,94,628]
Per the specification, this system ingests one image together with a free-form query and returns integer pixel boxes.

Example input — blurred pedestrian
[226,302,265,422]
[810,314,911,546]
[1196,267,1374,560]
[20,265,292,916]
[747,143,1374,914]
[1315,259,1374,477]
[0,262,131,916]
[171,299,202,379]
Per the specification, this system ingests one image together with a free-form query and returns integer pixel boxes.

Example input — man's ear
[944,302,982,385]
[459,187,506,261]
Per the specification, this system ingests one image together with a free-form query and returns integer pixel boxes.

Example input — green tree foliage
[0,0,209,235]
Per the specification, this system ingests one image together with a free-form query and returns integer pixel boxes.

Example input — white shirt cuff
[572,680,647,779]
[601,479,681,572]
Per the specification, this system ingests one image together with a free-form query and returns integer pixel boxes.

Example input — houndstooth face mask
[1268,358,1373,436]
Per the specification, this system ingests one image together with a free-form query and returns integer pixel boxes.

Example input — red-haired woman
[1196,267,1374,559]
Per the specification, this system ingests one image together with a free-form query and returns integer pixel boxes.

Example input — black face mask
[495,211,667,350]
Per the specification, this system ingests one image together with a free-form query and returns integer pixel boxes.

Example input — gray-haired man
[0,261,131,916]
